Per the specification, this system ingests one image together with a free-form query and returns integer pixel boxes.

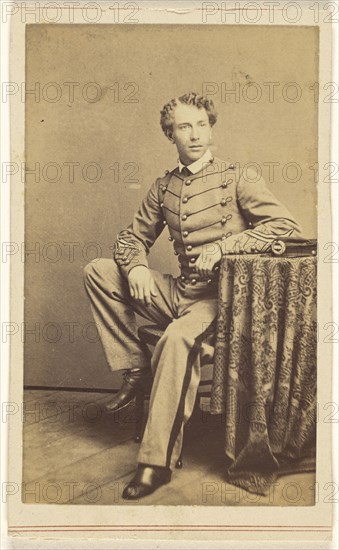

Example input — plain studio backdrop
[24,24,318,389]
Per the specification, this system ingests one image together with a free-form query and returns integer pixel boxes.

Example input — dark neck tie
[181,166,192,177]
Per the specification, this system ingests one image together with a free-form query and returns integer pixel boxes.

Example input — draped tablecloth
[210,255,317,495]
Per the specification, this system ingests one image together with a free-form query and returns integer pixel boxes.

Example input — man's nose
[190,126,199,140]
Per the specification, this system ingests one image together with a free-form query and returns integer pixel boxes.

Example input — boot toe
[105,399,130,414]
[105,368,152,414]
[122,482,143,500]
[121,465,171,500]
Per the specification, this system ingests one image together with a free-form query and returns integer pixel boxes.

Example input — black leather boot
[104,367,152,414]
[122,464,172,500]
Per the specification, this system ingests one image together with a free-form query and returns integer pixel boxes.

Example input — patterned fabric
[210,254,317,495]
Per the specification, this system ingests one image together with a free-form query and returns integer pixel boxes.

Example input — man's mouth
[189,145,202,149]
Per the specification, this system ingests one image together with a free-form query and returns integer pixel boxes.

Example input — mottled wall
[25,24,318,388]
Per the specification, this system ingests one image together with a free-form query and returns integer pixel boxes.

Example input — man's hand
[128,266,157,306]
[195,243,222,277]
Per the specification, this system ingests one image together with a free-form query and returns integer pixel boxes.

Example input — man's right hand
[128,266,158,306]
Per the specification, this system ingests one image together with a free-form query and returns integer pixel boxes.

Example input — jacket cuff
[114,242,149,276]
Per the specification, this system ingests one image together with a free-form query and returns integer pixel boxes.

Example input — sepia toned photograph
[21,21,318,506]
[3,1,336,545]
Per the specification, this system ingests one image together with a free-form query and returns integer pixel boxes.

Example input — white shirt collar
[178,148,213,174]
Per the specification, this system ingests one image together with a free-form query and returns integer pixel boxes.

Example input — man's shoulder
[212,157,268,188]
[158,165,179,180]
[154,166,178,183]
[210,156,236,173]
[194,156,236,182]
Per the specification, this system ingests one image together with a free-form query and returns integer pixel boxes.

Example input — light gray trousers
[83,259,218,470]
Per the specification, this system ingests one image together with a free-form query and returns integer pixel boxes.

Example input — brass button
[192,267,197,272]
[222,182,228,188]
[182,197,188,204]
[229,164,235,170]
[125,260,130,265]
[165,170,169,175]
[207,279,212,284]
[185,179,192,186]
[182,214,188,221]
[221,214,232,225]
[190,257,196,263]
[174,251,178,256]
[221,198,227,206]
[168,236,173,241]
[209,157,214,163]
[163,220,167,225]
[160,202,164,207]
[183,230,189,237]
[191,278,197,285]
[180,275,185,281]
[187,245,193,251]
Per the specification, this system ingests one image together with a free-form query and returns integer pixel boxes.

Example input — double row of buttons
[180,214,232,238]
[179,197,232,222]
[182,191,233,206]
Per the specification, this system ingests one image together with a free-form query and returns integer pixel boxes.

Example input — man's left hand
[195,244,222,277]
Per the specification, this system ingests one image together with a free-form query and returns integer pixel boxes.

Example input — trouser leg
[138,297,218,470]
[83,259,176,372]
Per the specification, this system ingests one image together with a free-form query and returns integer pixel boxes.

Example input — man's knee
[83,259,95,282]
[83,259,101,284]
[83,258,120,286]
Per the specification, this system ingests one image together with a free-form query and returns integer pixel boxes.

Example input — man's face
[171,103,212,166]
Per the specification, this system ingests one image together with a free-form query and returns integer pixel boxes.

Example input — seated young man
[84,91,303,500]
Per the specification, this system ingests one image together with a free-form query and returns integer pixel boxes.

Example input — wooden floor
[22,389,315,506]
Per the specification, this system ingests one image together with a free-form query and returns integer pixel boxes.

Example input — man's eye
[199,122,207,127]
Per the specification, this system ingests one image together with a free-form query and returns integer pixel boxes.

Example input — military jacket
[114,157,303,284]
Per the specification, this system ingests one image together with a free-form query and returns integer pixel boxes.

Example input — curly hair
[160,92,217,140]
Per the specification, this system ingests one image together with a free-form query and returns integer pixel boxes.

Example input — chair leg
[175,451,183,469]
[175,424,186,469]
[192,392,201,422]
[134,390,145,443]
[175,393,202,469]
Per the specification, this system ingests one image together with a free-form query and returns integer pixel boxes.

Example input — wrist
[127,264,149,277]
